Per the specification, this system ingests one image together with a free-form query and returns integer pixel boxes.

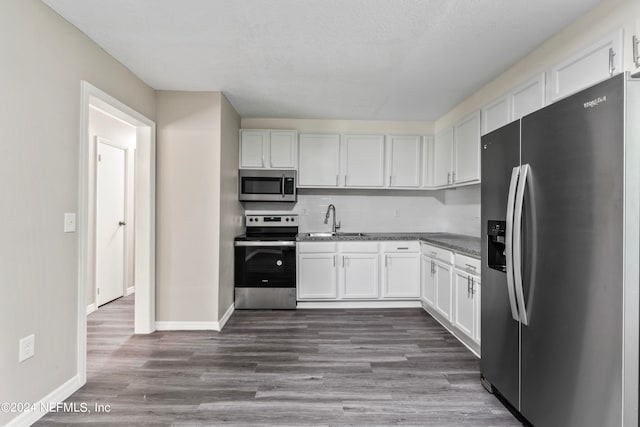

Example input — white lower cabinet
[341,254,379,299]
[453,268,476,338]
[434,260,453,321]
[420,254,436,307]
[420,243,480,353]
[297,253,337,299]
[383,252,420,298]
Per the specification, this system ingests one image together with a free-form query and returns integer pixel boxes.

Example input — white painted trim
[155,321,220,331]
[78,80,156,394]
[5,375,82,427]
[155,304,235,332]
[86,303,96,315]
[297,300,422,309]
[218,303,235,330]
[126,286,135,296]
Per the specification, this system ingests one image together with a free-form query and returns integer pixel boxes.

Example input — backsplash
[243,186,480,236]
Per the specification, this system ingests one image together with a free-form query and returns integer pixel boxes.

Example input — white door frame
[78,81,156,386]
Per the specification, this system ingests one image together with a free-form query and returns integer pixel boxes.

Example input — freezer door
[480,121,521,410]
[519,75,624,427]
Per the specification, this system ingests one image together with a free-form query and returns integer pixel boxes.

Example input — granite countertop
[297,232,480,258]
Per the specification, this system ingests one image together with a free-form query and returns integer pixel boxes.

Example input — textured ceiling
[42,0,601,120]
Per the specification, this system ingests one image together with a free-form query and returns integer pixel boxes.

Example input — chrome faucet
[324,204,341,233]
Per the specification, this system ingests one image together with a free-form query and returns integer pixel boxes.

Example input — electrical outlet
[301,208,308,216]
[19,334,35,362]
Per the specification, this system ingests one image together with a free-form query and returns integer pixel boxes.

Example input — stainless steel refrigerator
[480,73,640,427]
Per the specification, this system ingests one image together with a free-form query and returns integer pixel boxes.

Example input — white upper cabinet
[481,95,510,135]
[240,129,297,169]
[422,135,435,188]
[510,73,546,120]
[434,127,454,187]
[549,29,623,102]
[387,135,422,188]
[453,111,481,185]
[343,134,385,188]
[482,73,546,136]
[239,130,267,168]
[269,131,297,168]
[298,133,341,187]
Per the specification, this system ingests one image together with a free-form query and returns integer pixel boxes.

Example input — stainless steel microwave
[239,170,297,202]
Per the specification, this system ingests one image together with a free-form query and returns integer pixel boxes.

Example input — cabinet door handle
[467,276,471,298]
[471,277,475,296]
[447,172,451,184]
[452,171,456,183]
[609,47,616,76]
[385,255,388,267]
[333,255,336,268]
[389,176,393,186]
[397,247,409,250]
[261,153,265,168]
[336,175,339,186]
[431,260,435,275]
[342,256,345,268]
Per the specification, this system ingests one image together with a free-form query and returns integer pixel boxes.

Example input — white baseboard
[155,303,235,332]
[218,303,235,330]
[155,321,219,331]
[5,374,83,427]
[421,302,480,358]
[125,286,135,296]
[86,303,96,315]
[297,300,422,309]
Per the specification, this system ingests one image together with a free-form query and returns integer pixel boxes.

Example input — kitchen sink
[305,232,367,237]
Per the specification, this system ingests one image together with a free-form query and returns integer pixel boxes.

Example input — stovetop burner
[235,214,299,241]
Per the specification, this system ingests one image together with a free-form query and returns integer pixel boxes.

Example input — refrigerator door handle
[513,163,530,326]
[505,166,521,322]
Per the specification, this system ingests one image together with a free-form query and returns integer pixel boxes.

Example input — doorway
[77,81,156,386]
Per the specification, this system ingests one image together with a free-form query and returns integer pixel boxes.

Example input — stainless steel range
[234,214,298,309]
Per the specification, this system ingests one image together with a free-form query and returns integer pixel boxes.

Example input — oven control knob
[276,260,283,266]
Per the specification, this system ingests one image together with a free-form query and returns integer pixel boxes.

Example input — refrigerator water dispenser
[487,220,506,272]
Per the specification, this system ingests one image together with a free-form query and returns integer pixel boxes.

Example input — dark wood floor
[37,296,520,426]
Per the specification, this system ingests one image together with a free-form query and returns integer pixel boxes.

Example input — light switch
[64,213,76,233]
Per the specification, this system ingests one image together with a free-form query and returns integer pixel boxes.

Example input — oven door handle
[234,241,296,247]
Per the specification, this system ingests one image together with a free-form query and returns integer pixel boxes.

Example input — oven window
[242,177,282,195]
[235,245,296,287]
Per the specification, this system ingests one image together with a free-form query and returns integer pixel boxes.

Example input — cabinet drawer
[455,253,480,275]
[297,242,338,253]
[382,241,419,253]
[421,243,454,264]
[340,242,379,253]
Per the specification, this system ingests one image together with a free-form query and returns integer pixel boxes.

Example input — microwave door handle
[282,174,285,198]
[505,166,520,322]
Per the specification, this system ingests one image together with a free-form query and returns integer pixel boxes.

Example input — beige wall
[218,95,243,317]
[241,118,434,135]
[88,108,137,307]
[0,0,155,425]
[436,0,640,130]
[156,91,223,322]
